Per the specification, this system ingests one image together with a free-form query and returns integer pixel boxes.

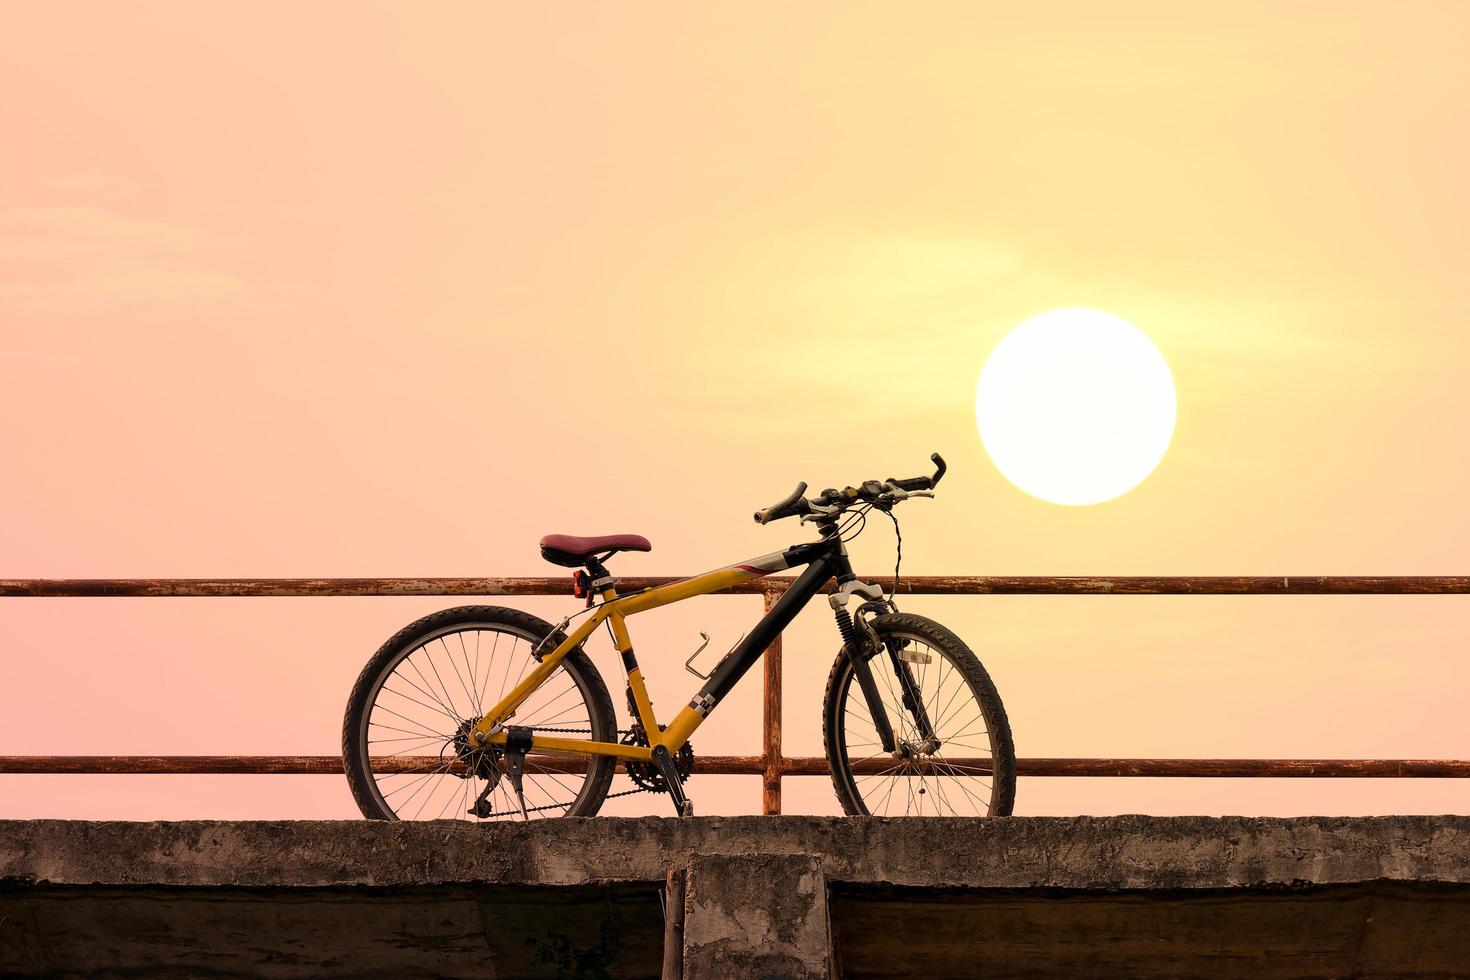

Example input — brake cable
[880,506,903,605]
[836,498,904,604]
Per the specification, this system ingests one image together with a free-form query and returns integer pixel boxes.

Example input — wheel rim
[358,622,603,821]
[835,630,1000,816]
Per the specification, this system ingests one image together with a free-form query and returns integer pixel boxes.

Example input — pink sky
[2,2,1467,819]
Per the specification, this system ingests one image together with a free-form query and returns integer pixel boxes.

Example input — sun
[975,308,1176,506]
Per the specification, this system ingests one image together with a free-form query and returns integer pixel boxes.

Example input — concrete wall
[3,816,1468,978]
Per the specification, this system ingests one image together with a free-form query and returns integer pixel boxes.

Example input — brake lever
[881,482,935,501]
[800,502,843,523]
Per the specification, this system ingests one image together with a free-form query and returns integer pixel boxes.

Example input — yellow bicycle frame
[467,565,767,763]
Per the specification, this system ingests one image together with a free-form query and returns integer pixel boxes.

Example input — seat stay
[469,607,609,741]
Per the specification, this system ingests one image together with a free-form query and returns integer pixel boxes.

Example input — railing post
[761,585,784,815]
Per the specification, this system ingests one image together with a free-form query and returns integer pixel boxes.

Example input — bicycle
[342,453,1016,820]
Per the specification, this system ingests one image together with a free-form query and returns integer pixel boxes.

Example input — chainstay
[498,724,655,816]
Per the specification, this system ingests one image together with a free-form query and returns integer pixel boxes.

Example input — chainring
[620,724,694,793]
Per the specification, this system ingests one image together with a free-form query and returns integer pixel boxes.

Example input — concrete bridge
[3,815,1468,978]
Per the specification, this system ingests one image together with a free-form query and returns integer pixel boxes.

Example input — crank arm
[651,744,693,817]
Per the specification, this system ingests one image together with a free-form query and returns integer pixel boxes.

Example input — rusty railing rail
[3,575,1467,814]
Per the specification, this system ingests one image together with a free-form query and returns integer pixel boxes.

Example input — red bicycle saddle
[539,533,652,567]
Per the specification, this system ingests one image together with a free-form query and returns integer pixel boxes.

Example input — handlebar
[753,453,947,525]
[753,481,809,525]
[887,452,946,492]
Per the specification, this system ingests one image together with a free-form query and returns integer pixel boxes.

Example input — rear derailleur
[454,719,534,820]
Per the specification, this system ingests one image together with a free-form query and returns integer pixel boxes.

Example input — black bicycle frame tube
[688,542,839,714]
[684,531,910,761]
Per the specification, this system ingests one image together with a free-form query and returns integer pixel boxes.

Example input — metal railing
[2,575,1468,815]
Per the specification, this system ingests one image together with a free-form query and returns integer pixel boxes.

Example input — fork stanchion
[761,584,787,815]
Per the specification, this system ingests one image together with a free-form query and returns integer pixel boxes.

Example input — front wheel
[823,612,1016,816]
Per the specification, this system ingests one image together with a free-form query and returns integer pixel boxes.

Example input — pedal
[680,800,694,817]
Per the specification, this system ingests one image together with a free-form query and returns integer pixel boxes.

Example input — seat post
[585,555,618,600]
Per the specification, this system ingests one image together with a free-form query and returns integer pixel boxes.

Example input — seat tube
[604,589,660,737]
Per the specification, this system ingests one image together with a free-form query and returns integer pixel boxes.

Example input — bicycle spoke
[518,681,582,726]
[353,622,609,822]
[526,761,582,801]
[440,637,480,718]
[459,631,483,717]
[478,630,501,710]
[841,629,998,817]
[398,658,461,721]
[380,683,462,724]
[368,735,441,749]
[372,703,448,740]
[527,703,591,728]
[933,764,987,811]
[498,637,518,703]
[406,655,461,723]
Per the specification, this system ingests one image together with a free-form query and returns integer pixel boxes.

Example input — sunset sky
[2,2,1467,819]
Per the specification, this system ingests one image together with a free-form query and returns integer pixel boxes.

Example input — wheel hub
[896,736,942,759]
[452,718,502,782]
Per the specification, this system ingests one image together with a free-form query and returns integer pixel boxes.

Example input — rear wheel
[823,612,1016,816]
[342,605,617,821]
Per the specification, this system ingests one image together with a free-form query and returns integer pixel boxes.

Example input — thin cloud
[0,205,245,316]
[39,173,119,193]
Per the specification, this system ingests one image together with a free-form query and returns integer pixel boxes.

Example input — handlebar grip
[887,453,948,492]
[929,452,947,486]
[754,481,808,524]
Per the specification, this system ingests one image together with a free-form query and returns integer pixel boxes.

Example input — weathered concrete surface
[2,816,1468,978]
[4,815,1468,889]
[683,853,830,980]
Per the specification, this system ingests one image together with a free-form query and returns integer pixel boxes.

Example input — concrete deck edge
[3,815,1467,891]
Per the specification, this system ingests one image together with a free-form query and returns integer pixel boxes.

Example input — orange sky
[2,2,1467,819]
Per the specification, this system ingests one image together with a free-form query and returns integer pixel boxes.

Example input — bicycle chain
[484,724,663,817]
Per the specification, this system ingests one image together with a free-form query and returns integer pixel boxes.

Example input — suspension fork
[835,605,896,753]
[835,594,938,754]
[881,625,937,745]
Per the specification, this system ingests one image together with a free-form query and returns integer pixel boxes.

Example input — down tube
[691,552,835,715]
